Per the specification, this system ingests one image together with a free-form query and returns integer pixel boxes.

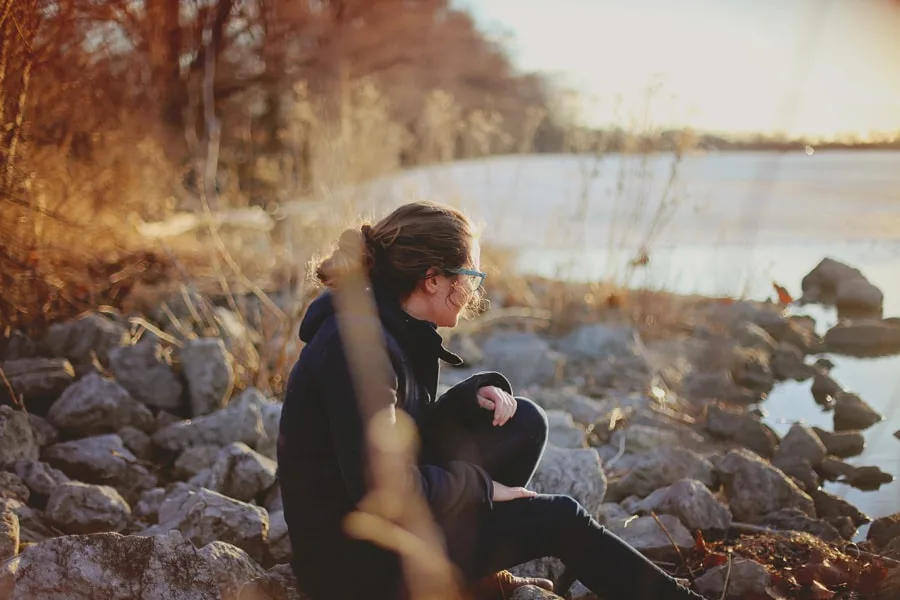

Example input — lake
[367,150,900,520]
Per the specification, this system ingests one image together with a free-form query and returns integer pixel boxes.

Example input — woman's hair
[315,201,476,301]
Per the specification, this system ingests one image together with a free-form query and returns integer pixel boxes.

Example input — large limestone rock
[609,447,715,501]
[624,479,732,531]
[606,514,693,561]
[0,473,28,504]
[825,320,900,357]
[198,540,266,600]
[108,339,184,411]
[144,486,269,563]
[152,394,266,453]
[714,448,815,522]
[207,442,278,503]
[27,414,58,446]
[0,358,74,413]
[480,332,564,388]
[800,258,883,314]
[557,324,636,360]
[13,460,69,505]
[833,392,883,431]
[235,388,281,460]
[0,530,220,599]
[181,338,234,417]
[694,559,771,599]
[774,423,826,467]
[45,481,132,535]
[0,406,38,468]
[266,510,292,566]
[529,387,612,426]
[46,372,154,436]
[704,402,779,458]
[545,411,586,448]
[529,445,606,515]
[40,312,130,366]
[237,564,309,600]
[173,444,221,480]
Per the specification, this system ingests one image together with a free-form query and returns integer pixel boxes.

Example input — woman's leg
[459,494,706,600]
[427,396,548,487]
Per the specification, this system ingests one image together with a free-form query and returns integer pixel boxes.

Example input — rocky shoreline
[1,258,899,599]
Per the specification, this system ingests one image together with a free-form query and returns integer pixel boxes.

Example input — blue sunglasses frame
[446,267,487,290]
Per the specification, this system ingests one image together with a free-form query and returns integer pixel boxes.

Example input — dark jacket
[277,284,512,592]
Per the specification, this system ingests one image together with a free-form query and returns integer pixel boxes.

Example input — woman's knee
[512,397,549,443]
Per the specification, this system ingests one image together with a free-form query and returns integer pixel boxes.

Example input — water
[369,150,900,519]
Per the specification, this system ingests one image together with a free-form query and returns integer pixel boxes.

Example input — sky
[456,0,900,138]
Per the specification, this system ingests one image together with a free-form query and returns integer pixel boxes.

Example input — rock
[0,330,36,361]
[609,447,715,501]
[771,343,816,381]
[868,513,900,550]
[156,410,180,429]
[0,406,38,468]
[825,319,900,356]
[0,358,74,413]
[734,322,778,353]
[198,540,266,600]
[874,566,900,600]
[775,423,826,466]
[810,489,870,527]
[0,504,19,562]
[895,429,900,441]
[682,371,760,405]
[811,373,842,406]
[771,454,819,491]
[45,481,131,534]
[816,457,857,481]
[145,486,269,563]
[833,392,883,431]
[509,585,560,600]
[40,312,130,366]
[42,434,156,500]
[596,503,629,524]
[828,516,858,540]
[608,425,686,454]
[714,448,815,522]
[545,411,586,448]
[108,339,184,412]
[27,414,58,446]
[0,530,220,599]
[133,487,165,522]
[238,564,309,600]
[235,388,281,460]
[843,465,893,491]
[207,442,278,502]
[730,347,774,393]
[13,460,69,506]
[0,472,29,504]
[530,445,607,515]
[694,558,771,599]
[265,484,283,513]
[5,502,57,545]
[173,444,221,480]
[557,324,636,360]
[801,258,883,314]
[811,427,865,458]
[181,338,235,417]
[447,334,483,366]
[46,372,154,436]
[606,514,693,561]
[152,394,265,452]
[528,388,611,426]
[747,309,821,353]
[266,510,292,566]
[118,425,152,459]
[705,403,779,458]
[760,508,842,541]
[627,479,732,531]
[480,332,564,388]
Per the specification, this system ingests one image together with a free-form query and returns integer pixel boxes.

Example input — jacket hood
[299,292,337,343]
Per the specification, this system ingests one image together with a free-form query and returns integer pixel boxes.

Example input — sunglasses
[446,267,487,291]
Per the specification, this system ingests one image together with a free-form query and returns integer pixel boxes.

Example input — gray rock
[0,330,36,361]
[771,454,819,492]
[811,372,843,406]
[447,334,483,367]
[761,508,842,541]
[4,502,57,545]
[812,427,865,458]
[609,424,689,454]
[108,339,184,411]
[266,510,292,566]
[775,423,826,467]
[734,322,778,353]
[40,312,129,366]
[198,540,266,600]
[118,425,152,460]
[0,472,29,504]
[43,434,157,501]
[0,530,220,599]
[810,488,870,527]
[530,445,606,515]
[545,411,586,448]
[181,338,234,417]
[480,332,564,388]
[833,392,883,431]
[265,484,284,513]
[609,447,715,501]
[0,358,74,413]
[27,413,57,447]
[596,502,629,524]
[207,442,278,502]
[715,448,815,522]
[152,394,265,452]
[47,372,154,436]
[816,457,857,481]
[144,486,269,563]
[45,481,131,534]
[730,347,774,393]
[238,563,309,600]
[694,558,770,599]
[606,514,693,561]
[868,512,900,550]
[843,465,893,490]
[528,387,611,426]
[0,504,18,562]
[13,460,69,504]
[235,388,281,460]
[173,444,221,480]
[705,402,779,458]
[133,487,166,522]
[0,406,38,468]
[628,479,732,531]
[772,343,816,381]
[509,585,560,600]
[682,370,760,405]
[557,324,636,360]
[801,258,883,314]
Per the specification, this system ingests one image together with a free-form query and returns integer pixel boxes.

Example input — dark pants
[431,397,706,600]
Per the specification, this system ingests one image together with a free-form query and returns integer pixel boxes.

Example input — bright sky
[456,0,900,138]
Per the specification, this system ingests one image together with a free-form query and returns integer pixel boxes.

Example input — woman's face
[419,240,482,328]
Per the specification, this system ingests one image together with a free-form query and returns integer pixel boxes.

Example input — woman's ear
[423,268,441,294]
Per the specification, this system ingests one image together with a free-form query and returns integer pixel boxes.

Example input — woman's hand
[477,386,517,426]
[492,481,536,502]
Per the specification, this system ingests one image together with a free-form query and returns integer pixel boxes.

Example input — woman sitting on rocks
[277,201,704,600]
